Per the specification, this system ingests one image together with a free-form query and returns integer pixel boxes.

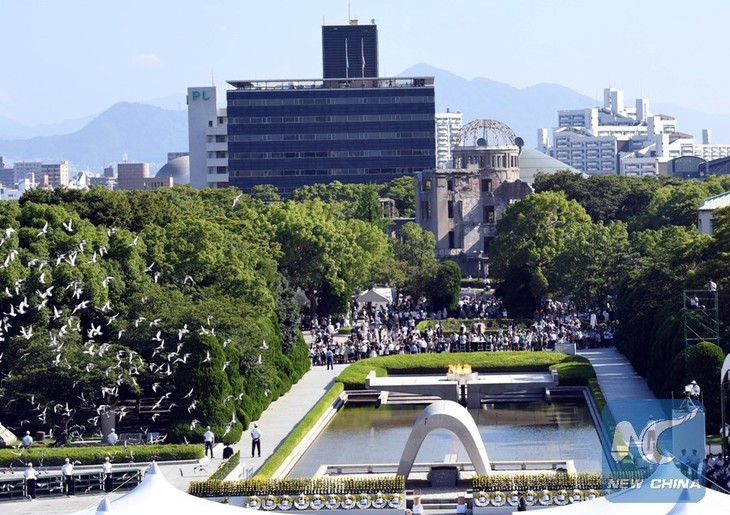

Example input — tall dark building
[322,22,378,79]
[226,77,435,195]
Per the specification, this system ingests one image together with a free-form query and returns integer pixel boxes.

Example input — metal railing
[0,467,143,502]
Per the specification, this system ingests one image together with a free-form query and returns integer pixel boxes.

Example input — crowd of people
[705,453,730,492]
[304,294,617,366]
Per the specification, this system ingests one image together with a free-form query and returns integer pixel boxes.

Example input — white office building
[187,86,228,189]
[539,87,730,177]
[435,110,463,169]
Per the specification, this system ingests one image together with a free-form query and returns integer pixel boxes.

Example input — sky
[2,0,729,126]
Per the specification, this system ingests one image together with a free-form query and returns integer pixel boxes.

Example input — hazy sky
[2,0,728,125]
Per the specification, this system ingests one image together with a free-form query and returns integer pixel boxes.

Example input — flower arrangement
[570,489,584,503]
[246,495,262,509]
[538,489,553,506]
[524,490,537,507]
[278,495,294,511]
[473,491,490,507]
[357,493,371,509]
[263,495,278,511]
[341,493,357,509]
[294,494,310,510]
[372,492,388,509]
[489,491,506,507]
[310,494,325,510]
[554,489,569,506]
[387,493,404,508]
[506,491,519,507]
[326,494,342,510]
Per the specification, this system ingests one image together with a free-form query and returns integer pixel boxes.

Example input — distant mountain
[400,64,595,146]
[0,114,94,140]
[0,103,187,171]
[399,64,730,147]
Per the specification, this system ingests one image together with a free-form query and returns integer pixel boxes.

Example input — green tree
[425,261,461,311]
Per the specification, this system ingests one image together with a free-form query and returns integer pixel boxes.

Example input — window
[483,206,495,224]
[447,179,454,191]
[208,120,213,127]
[447,200,454,219]
[481,179,492,192]
[448,231,455,249]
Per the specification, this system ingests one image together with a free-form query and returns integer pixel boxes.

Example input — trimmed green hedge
[209,450,241,480]
[0,443,204,467]
[254,382,345,479]
[336,352,595,390]
[190,475,405,497]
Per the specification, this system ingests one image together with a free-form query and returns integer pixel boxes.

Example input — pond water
[288,402,603,477]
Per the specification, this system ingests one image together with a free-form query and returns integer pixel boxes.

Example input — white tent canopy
[545,463,730,515]
[72,462,252,515]
[356,287,395,306]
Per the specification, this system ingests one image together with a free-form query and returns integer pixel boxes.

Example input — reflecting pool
[288,402,602,477]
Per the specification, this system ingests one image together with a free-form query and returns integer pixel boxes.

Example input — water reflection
[288,402,602,477]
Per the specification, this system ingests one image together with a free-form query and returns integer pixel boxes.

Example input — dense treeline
[0,185,385,444]
[0,180,456,445]
[495,171,730,427]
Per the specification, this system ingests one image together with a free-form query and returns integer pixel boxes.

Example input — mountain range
[1,64,728,172]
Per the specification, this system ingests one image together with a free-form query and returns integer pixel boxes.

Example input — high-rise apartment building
[41,161,70,187]
[13,161,42,186]
[322,20,378,79]
[435,111,463,169]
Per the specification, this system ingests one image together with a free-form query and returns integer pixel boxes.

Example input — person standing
[24,462,37,499]
[251,423,261,458]
[102,457,113,493]
[204,426,215,458]
[517,491,528,511]
[61,458,75,496]
[22,431,33,448]
[412,496,423,515]
[107,428,118,445]
[325,348,334,370]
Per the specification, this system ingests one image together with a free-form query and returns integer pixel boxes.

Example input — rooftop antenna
[348,0,351,21]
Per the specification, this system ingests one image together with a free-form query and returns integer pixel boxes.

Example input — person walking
[24,462,37,499]
[251,423,261,458]
[61,458,75,496]
[102,457,113,493]
[517,491,528,511]
[204,426,215,458]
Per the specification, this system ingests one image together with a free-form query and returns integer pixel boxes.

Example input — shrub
[335,352,595,390]
[0,443,204,467]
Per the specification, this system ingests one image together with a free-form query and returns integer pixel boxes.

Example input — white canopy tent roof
[71,462,252,515]
[356,287,395,306]
[539,463,730,515]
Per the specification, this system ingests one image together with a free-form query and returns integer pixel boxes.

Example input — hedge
[336,352,595,390]
[254,382,345,479]
[0,443,205,467]
[209,450,241,481]
[190,475,405,497]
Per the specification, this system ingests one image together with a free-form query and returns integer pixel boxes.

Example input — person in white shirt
[102,457,113,492]
[412,496,423,515]
[21,431,33,448]
[107,428,118,445]
[251,423,262,458]
[204,426,215,458]
[61,458,75,495]
[24,462,37,499]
